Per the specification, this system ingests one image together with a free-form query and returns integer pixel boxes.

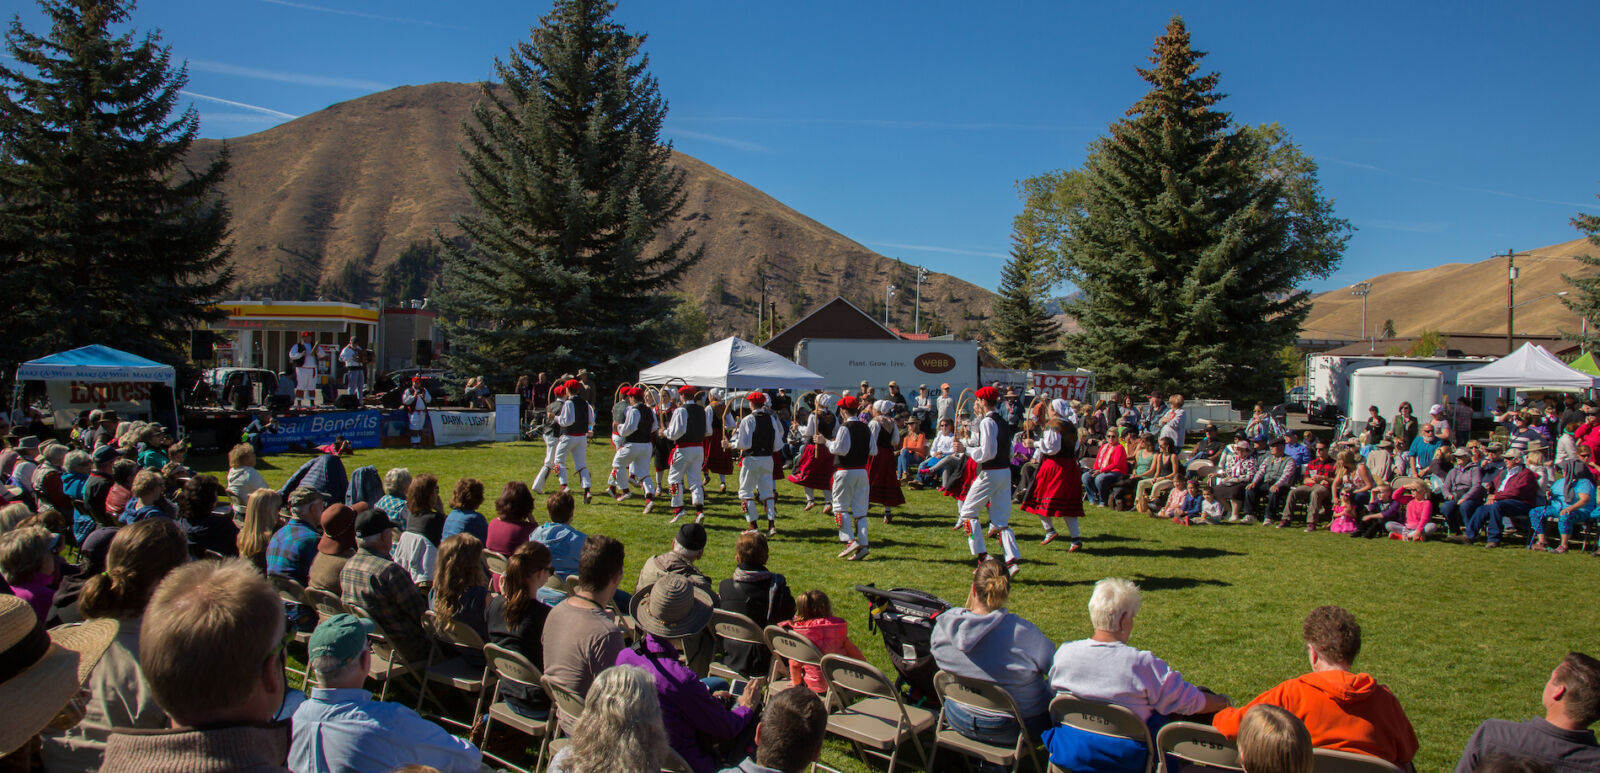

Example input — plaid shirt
[340,547,431,665]
[266,518,320,585]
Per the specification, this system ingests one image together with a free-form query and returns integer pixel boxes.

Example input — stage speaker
[334,394,358,410]
[267,395,292,411]
[415,339,432,367]
[190,331,217,360]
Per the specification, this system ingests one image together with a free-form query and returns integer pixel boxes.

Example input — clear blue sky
[16,0,1597,294]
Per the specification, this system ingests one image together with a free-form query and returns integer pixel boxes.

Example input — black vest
[561,396,590,436]
[834,420,872,469]
[744,412,777,457]
[981,411,1013,471]
[876,419,895,450]
[677,406,707,444]
[625,404,655,444]
[813,412,836,445]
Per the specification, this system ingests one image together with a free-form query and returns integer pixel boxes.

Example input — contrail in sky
[181,90,298,120]
[260,0,469,31]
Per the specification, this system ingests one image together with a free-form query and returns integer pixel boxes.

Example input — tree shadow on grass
[1084,545,1244,559]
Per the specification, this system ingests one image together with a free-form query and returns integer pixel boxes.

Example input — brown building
[763,296,899,357]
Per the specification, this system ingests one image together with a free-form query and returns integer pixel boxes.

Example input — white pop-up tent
[1455,342,1600,390]
[638,336,826,391]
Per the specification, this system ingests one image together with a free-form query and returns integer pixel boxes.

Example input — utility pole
[1506,249,1517,352]
[1352,281,1372,351]
[885,284,896,328]
[914,266,928,334]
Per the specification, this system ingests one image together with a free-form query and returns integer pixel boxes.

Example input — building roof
[1317,332,1579,359]
[763,296,900,356]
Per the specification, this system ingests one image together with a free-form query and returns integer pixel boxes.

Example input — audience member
[119,468,173,524]
[441,477,487,542]
[486,541,554,719]
[546,664,671,773]
[431,533,491,661]
[267,486,326,585]
[931,556,1054,746]
[1237,704,1313,773]
[395,473,445,582]
[238,488,283,573]
[1457,448,1539,548]
[1212,606,1417,768]
[104,458,138,520]
[83,444,120,527]
[100,559,290,771]
[0,595,117,769]
[176,473,240,558]
[227,443,269,502]
[485,480,537,554]
[291,614,482,773]
[373,467,412,526]
[46,524,117,627]
[781,589,864,694]
[717,532,795,679]
[531,489,587,579]
[1453,651,1600,773]
[42,518,188,770]
[340,507,432,665]
[308,503,360,593]
[0,525,57,622]
[637,521,714,594]
[543,534,627,733]
[716,686,828,773]
[621,573,759,773]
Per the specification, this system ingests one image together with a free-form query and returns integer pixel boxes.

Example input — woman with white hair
[373,467,413,527]
[547,665,672,773]
[1047,578,1229,755]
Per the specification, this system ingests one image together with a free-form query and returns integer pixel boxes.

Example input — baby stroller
[854,584,952,707]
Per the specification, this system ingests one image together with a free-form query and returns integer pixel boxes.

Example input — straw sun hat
[629,574,714,639]
[0,596,117,755]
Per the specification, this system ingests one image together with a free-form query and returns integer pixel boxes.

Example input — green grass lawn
[196,440,1600,773]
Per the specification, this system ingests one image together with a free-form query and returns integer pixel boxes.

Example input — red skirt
[867,450,905,507]
[704,435,735,475]
[773,452,785,480]
[786,443,834,490]
[1023,455,1085,519]
[940,457,977,501]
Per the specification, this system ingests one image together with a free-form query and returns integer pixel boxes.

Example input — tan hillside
[187,82,994,339]
[1303,238,1596,340]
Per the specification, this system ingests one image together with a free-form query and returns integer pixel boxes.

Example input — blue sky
[12,0,1596,294]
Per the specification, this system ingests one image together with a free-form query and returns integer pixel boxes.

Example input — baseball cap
[675,522,707,552]
[288,487,324,509]
[353,507,400,539]
[91,445,119,464]
[308,614,373,664]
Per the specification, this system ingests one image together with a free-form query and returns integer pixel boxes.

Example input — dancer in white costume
[956,386,1022,577]
[663,385,709,523]
[609,386,658,513]
[827,395,873,561]
[734,390,785,535]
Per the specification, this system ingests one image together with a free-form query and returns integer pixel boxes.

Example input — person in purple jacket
[619,573,761,773]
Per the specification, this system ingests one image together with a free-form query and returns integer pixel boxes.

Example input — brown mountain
[1303,237,1595,340]
[188,82,994,340]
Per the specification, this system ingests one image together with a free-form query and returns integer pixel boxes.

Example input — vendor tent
[1455,342,1600,390]
[1569,351,1600,378]
[638,336,826,391]
[14,345,180,431]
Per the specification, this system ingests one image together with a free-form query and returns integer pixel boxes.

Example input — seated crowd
[2,407,1598,773]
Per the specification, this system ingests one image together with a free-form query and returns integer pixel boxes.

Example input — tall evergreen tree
[0,0,232,369]
[1560,194,1600,349]
[1020,17,1349,401]
[437,0,701,383]
[990,224,1060,369]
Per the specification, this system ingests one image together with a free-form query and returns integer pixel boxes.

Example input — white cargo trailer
[1305,354,1508,425]
[1345,366,1444,437]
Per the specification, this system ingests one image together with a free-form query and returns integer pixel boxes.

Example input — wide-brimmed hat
[1377,439,1394,449]
[318,503,361,555]
[15,436,39,454]
[0,597,118,755]
[629,574,714,639]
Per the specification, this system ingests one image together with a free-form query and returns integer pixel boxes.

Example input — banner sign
[260,410,381,454]
[431,410,496,446]
[1031,371,1096,402]
[47,381,154,426]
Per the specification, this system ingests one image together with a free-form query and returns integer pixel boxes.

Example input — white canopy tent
[1455,342,1600,390]
[638,336,826,391]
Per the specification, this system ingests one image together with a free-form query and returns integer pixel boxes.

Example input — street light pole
[885,284,896,328]
[1352,281,1372,350]
[915,266,928,334]
[1506,249,1517,352]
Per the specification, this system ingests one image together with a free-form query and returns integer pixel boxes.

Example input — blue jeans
[1465,500,1532,544]
[898,449,921,477]
[942,700,1053,746]
[1438,499,1480,533]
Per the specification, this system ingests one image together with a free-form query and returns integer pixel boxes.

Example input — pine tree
[0,0,231,369]
[990,224,1061,368]
[437,0,701,384]
[1560,194,1600,349]
[1023,17,1349,401]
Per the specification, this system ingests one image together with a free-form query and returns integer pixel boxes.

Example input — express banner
[430,410,495,446]
[260,410,382,454]
[1031,372,1096,402]
[46,381,154,426]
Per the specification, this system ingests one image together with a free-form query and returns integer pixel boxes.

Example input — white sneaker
[694,512,706,525]
[849,548,869,561]
[836,542,859,558]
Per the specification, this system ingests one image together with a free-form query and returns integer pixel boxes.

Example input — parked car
[1284,386,1311,413]
[194,367,281,410]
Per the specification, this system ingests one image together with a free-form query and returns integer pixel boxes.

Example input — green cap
[308,614,373,664]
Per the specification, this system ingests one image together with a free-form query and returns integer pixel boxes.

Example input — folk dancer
[664,385,709,524]
[337,337,365,399]
[546,378,594,502]
[704,389,737,493]
[956,386,1022,577]
[651,387,675,494]
[1021,399,1086,551]
[400,376,430,447]
[532,385,567,492]
[735,390,785,536]
[828,396,873,561]
[609,387,659,513]
[289,331,319,409]
[866,400,905,524]
[786,393,838,513]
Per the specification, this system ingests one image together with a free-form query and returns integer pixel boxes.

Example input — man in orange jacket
[1212,606,1418,768]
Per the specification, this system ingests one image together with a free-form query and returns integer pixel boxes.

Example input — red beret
[837,395,860,412]
[553,385,566,397]
[301,331,314,337]
[410,376,423,383]
[975,386,1000,402]
[746,391,767,405]
[564,379,581,393]
[678,385,697,397]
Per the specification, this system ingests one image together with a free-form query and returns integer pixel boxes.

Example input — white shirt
[402,388,430,412]
[1048,639,1208,721]
[915,393,934,411]
[827,416,875,457]
[965,414,1001,465]
[936,395,956,421]
[735,409,784,451]
[289,342,315,370]
[616,403,645,437]
[664,404,712,441]
[556,398,594,434]
[929,432,955,457]
[338,345,359,367]
[1031,429,1061,461]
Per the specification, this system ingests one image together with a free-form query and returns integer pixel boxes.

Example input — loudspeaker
[267,395,292,411]
[334,394,358,410]
[415,339,432,367]
[190,331,216,361]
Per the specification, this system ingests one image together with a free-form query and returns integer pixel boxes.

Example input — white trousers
[554,435,590,489]
[611,442,656,496]
[960,467,1019,561]
[669,445,705,509]
[738,455,776,520]
[532,435,565,491]
[833,468,870,547]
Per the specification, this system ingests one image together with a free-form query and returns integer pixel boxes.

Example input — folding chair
[1047,693,1156,773]
[764,625,822,697]
[483,549,509,578]
[306,587,348,620]
[418,610,494,732]
[1156,721,1242,773]
[930,670,1042,773]
[708,609,770,683]
[480,643,555,773]
[345,603,420,702]
[541,673,587,761]
[1311,748,1405,773]
[267,575,313,684]
[819,654,935,773]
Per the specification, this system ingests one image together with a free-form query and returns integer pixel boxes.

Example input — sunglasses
[266,626,296,665]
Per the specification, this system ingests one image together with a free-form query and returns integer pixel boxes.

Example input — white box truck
[793,338,980,395]
[1305,354,1508,426]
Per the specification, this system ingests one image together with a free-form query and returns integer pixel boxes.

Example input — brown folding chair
[483,549,509,578]
[418,610,493,732]
[1311,748,1406,773]
[708,609,771,682]
[267,574,313,684]
[930,670,1043,773]
[764,624,822,697]
[1047,693,1156,773]
[820,654,935,773]
[479,643,555,773]
[344,602,420,702]
[1156,721,1243,772]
